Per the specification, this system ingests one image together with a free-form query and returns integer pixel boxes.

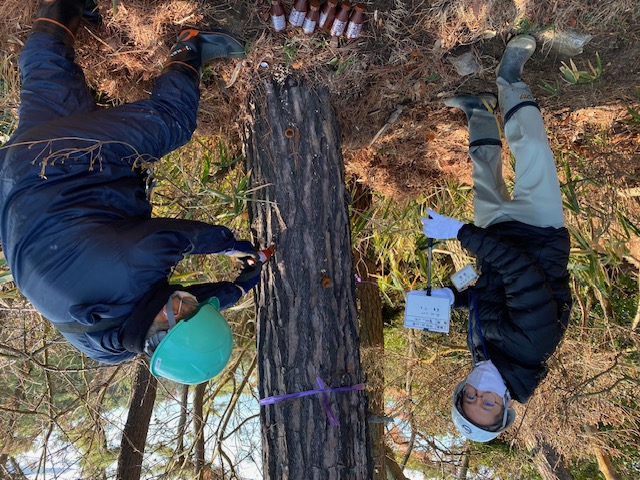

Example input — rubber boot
[32,0,86,47]
[496,35,536,84]
[496,35,539,124]
[162,29,245,83]
[444,94,500,145]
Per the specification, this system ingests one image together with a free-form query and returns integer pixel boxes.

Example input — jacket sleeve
[58,218,240,322]
[457,224,556,318]
[112,217,238,256]
[185,282,243,311]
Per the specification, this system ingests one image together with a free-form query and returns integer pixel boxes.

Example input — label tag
[403,291,451,333]
[450,264,479,291]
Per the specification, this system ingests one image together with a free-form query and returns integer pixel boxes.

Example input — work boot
[162,29,245,83]
[444,94,500,145]
[444,93,497,121]
[32,0,85,47]
[496,34,536,84]
[496,35,539,124]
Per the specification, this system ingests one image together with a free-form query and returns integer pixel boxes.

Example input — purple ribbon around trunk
[259,377,365,426]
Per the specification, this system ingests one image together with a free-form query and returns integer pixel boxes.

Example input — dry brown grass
[515,329,640,464]
[1,0,638,199]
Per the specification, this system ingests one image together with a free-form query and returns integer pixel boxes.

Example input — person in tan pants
[421,35,571,442]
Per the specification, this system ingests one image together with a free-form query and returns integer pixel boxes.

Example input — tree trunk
[385,447,410,480]
[116,358,157,480]
[456,449,470,480]
[352,181,387,480]
[193,382,206,480]
[355,250,387,480]
[176,385,189,469]
[584,425,621,480]
[524,432,573,480]
[244,76,372,480]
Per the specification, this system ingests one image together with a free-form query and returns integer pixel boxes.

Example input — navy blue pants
[12,32,199,162]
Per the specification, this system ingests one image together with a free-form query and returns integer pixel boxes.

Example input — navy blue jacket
[0,34,247,364]
[454,222,572,403]
[0,138,241,364]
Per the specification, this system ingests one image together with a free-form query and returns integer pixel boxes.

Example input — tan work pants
[470,80,565,229]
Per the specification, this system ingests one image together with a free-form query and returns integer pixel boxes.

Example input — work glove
[225,240,259,260]
[234,258,263,294]
[429,287,455,306]
[421,209,465,240]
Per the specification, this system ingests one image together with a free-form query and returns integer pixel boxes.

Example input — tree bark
[116,358,157,480]
[352,181,387,480]
[193,382,206,480]
[355,249,387,480]
[244,76,372,480]
[456,449,470,480]
[176,385,189,469]
[524,432,573,480]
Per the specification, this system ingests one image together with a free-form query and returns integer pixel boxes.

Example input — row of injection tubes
[270,0,366,39]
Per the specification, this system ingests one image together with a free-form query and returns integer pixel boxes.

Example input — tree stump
[243,76,372,480]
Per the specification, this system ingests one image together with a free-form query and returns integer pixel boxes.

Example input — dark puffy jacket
[0,135,241,364]
[455,221,572,403]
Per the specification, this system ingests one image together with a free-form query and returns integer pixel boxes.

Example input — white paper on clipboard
[403,290,451,333]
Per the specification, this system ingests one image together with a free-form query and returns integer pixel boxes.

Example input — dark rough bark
[176,385,189,468]
[116,358,157,480]
[352,181,387,480]
[524,432,574,480]
[355,250,387,480]
[244,76,372,480]
[193,382,206,480]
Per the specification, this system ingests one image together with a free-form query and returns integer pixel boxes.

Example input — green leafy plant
[540,79,560,96]
[283,40,299,66]
[328,56,354,76]
[626,106,640,125]
[559,53,602,84]
[0,252,13,284]
[351,181,474,304]
[513,17,536,34]
[422,72,440,83]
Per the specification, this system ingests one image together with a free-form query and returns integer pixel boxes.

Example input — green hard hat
[150,297,233,385]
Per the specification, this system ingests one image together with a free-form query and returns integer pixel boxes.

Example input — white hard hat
[451,381,516,442]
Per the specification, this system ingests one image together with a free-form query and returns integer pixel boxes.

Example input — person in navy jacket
[0,0,258,376]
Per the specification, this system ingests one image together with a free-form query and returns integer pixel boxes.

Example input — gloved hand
[429,287,455,306]
[225,240,259,260]
[421,209,464,240]
[234,258,263,294]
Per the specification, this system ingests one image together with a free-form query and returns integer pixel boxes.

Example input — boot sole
[178,29,245,58]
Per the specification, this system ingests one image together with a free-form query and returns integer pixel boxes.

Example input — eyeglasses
[176,296,198,316]
[165,293,199,326]
[462,385,503,408]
